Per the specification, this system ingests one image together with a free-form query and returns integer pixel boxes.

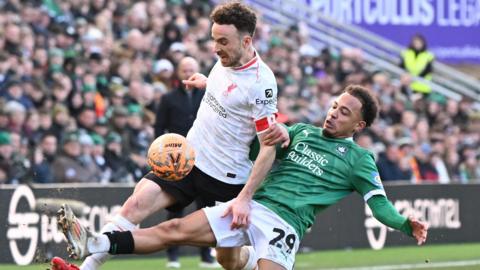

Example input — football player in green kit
[57,85,428,270]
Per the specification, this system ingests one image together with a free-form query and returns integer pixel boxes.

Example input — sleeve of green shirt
[367,195,413,237]
[249,123,298,161]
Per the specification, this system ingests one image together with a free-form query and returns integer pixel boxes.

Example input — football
[147,133,195,181]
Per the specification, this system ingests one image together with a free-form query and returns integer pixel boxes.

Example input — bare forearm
[239,145,276,199]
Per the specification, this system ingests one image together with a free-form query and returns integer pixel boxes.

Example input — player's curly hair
[345,85,379,127]
[210,1,257,37]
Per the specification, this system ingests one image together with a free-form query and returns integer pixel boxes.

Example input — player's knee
[120,195,142,218]
[165,218,182,230]
[154,218,185,244]
[216,252,242,270]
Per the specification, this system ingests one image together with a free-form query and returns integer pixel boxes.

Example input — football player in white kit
[52,2,288,270]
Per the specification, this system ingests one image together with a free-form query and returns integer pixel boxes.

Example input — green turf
[1,243,479,269]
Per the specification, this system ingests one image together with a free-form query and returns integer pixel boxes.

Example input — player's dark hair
[210,1,257,37]
[345,85,378,127]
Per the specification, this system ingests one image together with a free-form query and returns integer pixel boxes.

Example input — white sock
[87,234,111,253]
[80,235,111,270]
[80,215,137,270]
[242,246,257,270]
[110,215,137,231]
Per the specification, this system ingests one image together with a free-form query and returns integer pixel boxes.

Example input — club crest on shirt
[302,130,311,138]
[265,88,273,98]
[223,82,237,96]
[371,172,382,186]
[335,144,348,156]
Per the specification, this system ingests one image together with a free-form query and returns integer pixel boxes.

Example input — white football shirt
[187,54,278,185]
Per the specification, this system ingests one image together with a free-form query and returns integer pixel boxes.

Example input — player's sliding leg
[54,178,176,270]
[58,206,217,258]
[216,246,257,270]
[257,259,286,270]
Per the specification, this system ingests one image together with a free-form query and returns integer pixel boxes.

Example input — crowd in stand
[0,0,479,185]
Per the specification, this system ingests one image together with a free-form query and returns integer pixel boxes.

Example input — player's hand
[409,216,428,245]
[264,124,290,148]
[221,197,251,230]
[182,73,207,90]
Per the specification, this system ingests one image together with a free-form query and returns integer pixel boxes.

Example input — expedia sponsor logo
[255,97,277,105]
[265,88,273,98]
[165,143,182,147]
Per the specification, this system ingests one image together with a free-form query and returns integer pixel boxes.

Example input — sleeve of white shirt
[249,76,278,121]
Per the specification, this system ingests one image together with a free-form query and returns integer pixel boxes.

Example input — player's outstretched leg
[216,246,257,270]
[54,179,176,269]
[80,178,174,269]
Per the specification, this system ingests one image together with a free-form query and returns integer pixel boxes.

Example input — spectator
[24,110,42,145]
[104,132,133,183]
[459,145,480,183]
[1,80,34,110]
[78,132,102,182]
[0,131,30,184]
[411,143,439,183]
[50,104,71,140]
[157,23,182,59]
[400,34,434,95]
[76,106,97,133]
[376,142,412,181]
[151,58,175,91]
[124,104,151,180]
[92,117,109,137]
[4,100,27,134]
[0,131,13,184]
[108,105,129,142]
[51,131,99,183]
[0,106,9,132]
[154,57,203,136]
[32,133,58,184]
[90,133,110,184]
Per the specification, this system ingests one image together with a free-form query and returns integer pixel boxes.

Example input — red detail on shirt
[232,57,258,71]
[255,115,276,133]
[227,83,237,93]
[223,82,237,96]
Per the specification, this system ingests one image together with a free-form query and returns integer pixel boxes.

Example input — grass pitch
[1,243,479,269]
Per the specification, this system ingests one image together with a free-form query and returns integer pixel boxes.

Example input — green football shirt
[253,123,386,239]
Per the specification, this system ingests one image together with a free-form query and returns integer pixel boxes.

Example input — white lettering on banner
[40,215,64,244]
[395,198,461,229]
[6,185,123,265]
[433,45,480,58]
[364,198,461,250]
[6,185,39,265]
[364,204,387,250]
[300,0,479,27]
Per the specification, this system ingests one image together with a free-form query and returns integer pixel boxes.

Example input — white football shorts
[203,200,299,270]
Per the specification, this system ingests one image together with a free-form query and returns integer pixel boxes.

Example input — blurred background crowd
[0,0,479,185]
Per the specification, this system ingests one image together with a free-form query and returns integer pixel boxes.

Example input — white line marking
[318,259,480,270]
